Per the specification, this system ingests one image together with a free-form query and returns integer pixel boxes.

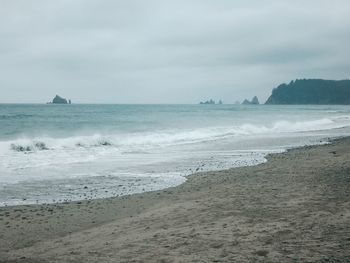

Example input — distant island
[265,79,350,104]
[242,96,259,105]
[199,99,223,105]
[47,95,71,104]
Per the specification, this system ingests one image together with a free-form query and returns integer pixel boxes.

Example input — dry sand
[1,138,350,262]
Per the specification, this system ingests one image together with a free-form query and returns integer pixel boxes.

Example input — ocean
[1,104,350,206]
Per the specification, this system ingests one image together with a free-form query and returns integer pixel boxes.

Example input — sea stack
[242,96,260,105]
[199,99,215,104]
[52,95,69,104]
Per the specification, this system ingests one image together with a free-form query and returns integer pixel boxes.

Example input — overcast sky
[0,0,349,103]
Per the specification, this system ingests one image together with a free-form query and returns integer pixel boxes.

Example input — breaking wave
[2,116,350,153]
[10,141,49,152]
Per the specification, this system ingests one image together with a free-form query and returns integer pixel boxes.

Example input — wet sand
[1,138,350,262]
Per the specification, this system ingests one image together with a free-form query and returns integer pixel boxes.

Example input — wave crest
[10,141,49,152]
[4,116,350,153]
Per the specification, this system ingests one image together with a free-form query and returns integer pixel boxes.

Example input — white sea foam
[1,110,350,206]
[1,116,349,155]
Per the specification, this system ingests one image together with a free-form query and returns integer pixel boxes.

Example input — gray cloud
[0,0,349,103]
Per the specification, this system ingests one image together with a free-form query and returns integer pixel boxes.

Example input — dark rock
[34,142,48,150]
[10,144,32,152]
[251,96,259,104]
[200,99,215,104]
[52,95,69,104]
[242,96,260,105]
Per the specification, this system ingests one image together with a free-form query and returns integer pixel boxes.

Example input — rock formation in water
[242,96,260,105]
[251,96,259,105]
[200,99,215,104]
[199,99,224,105]
[265,79,350,104]
[52,95,69,104]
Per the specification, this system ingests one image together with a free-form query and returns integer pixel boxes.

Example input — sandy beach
[1,138,350,262]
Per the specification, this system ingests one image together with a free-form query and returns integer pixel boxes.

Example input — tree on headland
[265,79,350,104]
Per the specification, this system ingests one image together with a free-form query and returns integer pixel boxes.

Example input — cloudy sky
[0,0,349,103]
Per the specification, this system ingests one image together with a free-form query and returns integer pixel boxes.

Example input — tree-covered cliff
[265,79,350,105]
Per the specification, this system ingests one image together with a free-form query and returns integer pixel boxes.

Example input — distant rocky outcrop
[199,99,224,105]
[51,95,71,104]
[251,96,259,104]
[242,96,260,105]
[200,99,216,105]
[265,79,350,104]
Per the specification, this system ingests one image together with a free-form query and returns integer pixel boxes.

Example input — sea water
[1,104,350,206]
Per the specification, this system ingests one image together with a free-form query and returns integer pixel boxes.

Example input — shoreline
[1,137,350,262]
[0,137,331,208]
